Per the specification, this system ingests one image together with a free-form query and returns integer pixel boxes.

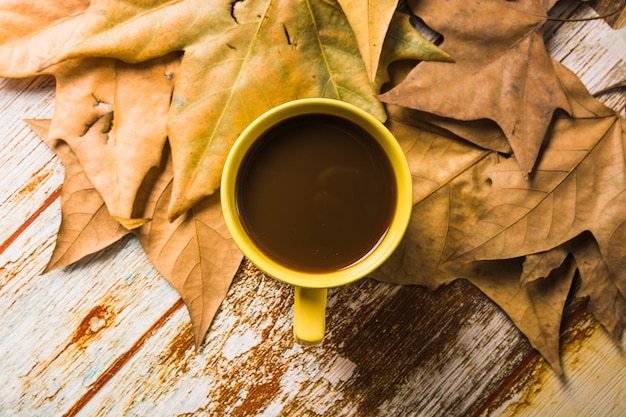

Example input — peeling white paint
[323,356,357,385]
[601,25,626,62]
[221,328,261,360]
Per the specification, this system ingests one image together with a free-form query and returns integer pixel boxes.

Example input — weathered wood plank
[0,61,192,417]
[0,3,623,417]
[479,313,626,417]
[71,271,535,417]
[0,95,186,416]
[590,0,626,28]
[0,76,62,250]
[0,202,183,415]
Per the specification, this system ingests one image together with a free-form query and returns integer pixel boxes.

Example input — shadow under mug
[221,98,412,344]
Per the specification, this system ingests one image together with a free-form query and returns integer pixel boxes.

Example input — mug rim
[221,98,412,288]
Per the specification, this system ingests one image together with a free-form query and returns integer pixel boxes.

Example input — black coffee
[235,114,397,273]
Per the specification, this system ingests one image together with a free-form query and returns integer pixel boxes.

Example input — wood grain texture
[0,76,60,254]
[589,0,626,28]
[71,273,535,417]
[0,3,624,417]
[480,313,626,417]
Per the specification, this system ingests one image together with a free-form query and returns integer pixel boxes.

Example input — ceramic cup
[221,98,412,344]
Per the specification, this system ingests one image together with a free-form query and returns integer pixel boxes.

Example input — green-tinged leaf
[375,12,453,88]
[337,0,398,82]
[0,0,388,218]
[338,1,452,82]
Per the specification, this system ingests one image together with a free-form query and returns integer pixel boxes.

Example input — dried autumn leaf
[381,60,512,154]
[338,0,452,82]
[450,65,626,341]
[372,104,571,371]
[452,59,625,265]
[521,246,568,285]
[567,234,626,341]
[465,256,577,375]
[374,12,453,87]
[134,151,243,347]
[45,54,180,226]
[336,0,397,82]
[379,0,572,174]
[371,105,496,287]
[454,115,626,295]
[25,119,130,272]
[29,126,243,346]
[0,0,382,218]
[520,232,626,345]
[0,0,179,225]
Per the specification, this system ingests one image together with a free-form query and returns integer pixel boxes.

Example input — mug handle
[294,287,328,344]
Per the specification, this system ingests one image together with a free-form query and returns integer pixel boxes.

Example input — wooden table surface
[1,3,625,416]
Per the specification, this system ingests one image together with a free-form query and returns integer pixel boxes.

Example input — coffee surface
[236,114,396,273]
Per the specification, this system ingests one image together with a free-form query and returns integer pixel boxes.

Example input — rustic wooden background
[1,2,625,416]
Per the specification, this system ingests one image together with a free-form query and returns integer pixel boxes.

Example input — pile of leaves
[0,0,624,373]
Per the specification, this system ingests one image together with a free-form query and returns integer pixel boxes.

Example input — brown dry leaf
[371,102,496,288]
[134,150,243,347]
[0,0,450,219]
[453,59,626,282]
[45,54,180,227]
[25,119,130,272]
[521,247,569,285]
[29,121,243,346]
[450,76,626,344]
[567,234,626,341]
[453,114,626,296]
[0,0,179,225]
[379,0,572,174]
[400,110,513,155]
[28,117,241,346]
[464,256,577,375]
[594,125,626,298]
[382,60,512,154]
[372,104,573,371]
[371,105,496,287]
[525,232,626,344]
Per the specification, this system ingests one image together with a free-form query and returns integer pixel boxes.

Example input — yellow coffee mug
[221,98,412,344]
